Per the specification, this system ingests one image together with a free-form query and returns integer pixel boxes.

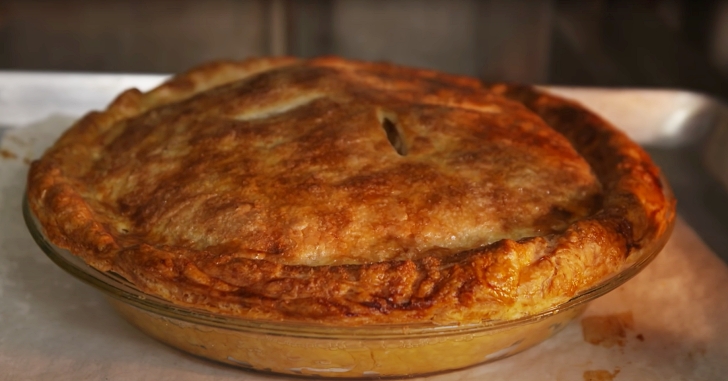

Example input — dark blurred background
[1,0,728,97]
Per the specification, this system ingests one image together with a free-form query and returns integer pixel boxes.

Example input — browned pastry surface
[27,57,675,324]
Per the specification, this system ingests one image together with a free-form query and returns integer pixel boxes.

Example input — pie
[26,57,675,325]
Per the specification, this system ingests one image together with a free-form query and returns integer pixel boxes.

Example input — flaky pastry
[27,57,674,325]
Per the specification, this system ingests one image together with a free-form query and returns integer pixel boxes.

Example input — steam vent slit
[381,117,408,156]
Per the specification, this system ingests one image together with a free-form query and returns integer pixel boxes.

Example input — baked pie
[26,57,674,326]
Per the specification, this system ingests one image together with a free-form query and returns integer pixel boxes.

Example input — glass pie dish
[23,191,675,379]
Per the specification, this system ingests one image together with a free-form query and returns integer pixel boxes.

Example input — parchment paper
[1,116,726,381]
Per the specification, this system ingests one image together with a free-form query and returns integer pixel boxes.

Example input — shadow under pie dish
[25,57,675,378]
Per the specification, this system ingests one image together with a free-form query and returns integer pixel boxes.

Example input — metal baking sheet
[2,72,728,381]
[1,73,726,262]
[0,71,167,127]
[547,87,728,264]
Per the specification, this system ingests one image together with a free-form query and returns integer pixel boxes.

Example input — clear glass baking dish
[23,195,674,379]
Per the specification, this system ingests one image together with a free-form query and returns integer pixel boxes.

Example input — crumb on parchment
[0,149,17,159]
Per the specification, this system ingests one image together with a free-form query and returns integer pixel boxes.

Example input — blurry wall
[288,0,552,82]
[0,0,269,72]
[0,0,552,82]
[1,0,728,97]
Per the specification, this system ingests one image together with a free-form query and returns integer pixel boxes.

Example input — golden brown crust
[27,57,674,325]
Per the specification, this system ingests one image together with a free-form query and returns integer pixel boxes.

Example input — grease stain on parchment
[581,312,634,348]
[583,368,620,381]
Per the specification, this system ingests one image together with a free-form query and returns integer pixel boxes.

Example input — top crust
[27,57,675,325]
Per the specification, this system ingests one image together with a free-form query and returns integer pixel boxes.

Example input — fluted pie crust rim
[26,57,675,325]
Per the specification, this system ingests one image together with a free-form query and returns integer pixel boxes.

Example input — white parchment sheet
[1,116,726,381]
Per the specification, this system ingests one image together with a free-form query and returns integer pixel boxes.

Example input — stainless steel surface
[0,125,8,143]
[1,73,726,263]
